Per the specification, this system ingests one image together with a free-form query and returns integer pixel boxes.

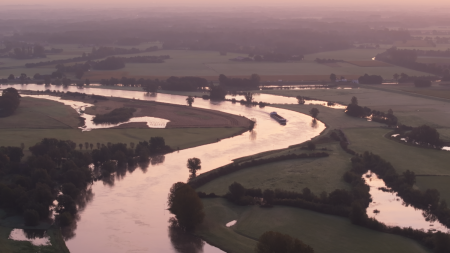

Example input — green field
[343,128,450,175]
[262,86,450,127]
[0,46,431,80]
[0,97,81,129]
[198,142,352,196]
[197,198,431,253]
[0,226,70,253]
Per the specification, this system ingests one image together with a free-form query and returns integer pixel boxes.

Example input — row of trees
[24,46,159,68]
[358,74,383,84]
[376,47,450,76]
[0,87,21,117]
[0,136,173,229]
[93,107,137,124]
[345,96,398,126]
[393,124,444,147]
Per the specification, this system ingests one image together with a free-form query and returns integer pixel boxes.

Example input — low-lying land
[197,198,431,253]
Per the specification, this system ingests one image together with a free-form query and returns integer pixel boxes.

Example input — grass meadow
[197,198,432,253]
[197,142,352,196]
[0,45,431,81]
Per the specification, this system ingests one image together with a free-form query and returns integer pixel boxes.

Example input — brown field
[79,96,252,128]
[83,71,361,82]
[345,60,392,67]
[393,40,435,47]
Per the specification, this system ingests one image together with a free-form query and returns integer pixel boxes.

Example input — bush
[255,231,314,253]
[58,211,74,227]
[168,182,205,230]
[24,209,40,226]
[93,107,136,124]
[414,79,432,87]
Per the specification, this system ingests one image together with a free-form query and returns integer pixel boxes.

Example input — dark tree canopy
[168,182,204,231]
[255,231,314,253]
[0,87,21,117]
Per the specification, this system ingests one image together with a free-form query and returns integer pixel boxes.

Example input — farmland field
[197,198,432,253]
[0,46,431,81]
[197,142,352,196]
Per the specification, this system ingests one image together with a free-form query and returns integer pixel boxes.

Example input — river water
[3,83,447,252]
[5,84,326,252]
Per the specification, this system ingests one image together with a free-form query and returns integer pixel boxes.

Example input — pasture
[197,142,352,196]
[261,86,450,127]
[0,46,431,81]
[197,198,432,253]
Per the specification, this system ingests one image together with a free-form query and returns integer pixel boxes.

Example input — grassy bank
[0,226,70,253]
[197,198,431,253]
[0,97,81,129]
[0,128,246,155]
[264,86,450,127]
[197,142,352,195]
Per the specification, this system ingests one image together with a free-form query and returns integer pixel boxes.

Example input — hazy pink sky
[1,0,450,6]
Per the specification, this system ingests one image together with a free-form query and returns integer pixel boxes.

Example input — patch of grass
[400,89,450,100]
[262,87,450,127]
[197,143,352,195]
[0,97,81,129]
[346,60,392,67]
[198,198,431,253]
[416,176,450,204]
[343,128,450,175]
[0,226,69,253]
[0,128,246,155]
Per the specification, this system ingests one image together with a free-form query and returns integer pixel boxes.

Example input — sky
[1,0,450,7]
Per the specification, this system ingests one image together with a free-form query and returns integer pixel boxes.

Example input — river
[3,83,447,252]
[4,84,326,252]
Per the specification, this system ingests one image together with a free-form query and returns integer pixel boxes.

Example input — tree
[351,96,358,106]
[393,73,399,83]
[168,182,204,230]
[187,158,201,177]
[263,189,275,206]
[414,79,432,87]
[186,96,194,107]
[309,108,319,119]
[251,74,261,86]
[78,143,83,150]
[229,182,246,200]
[306,141,316,150]
[330,73,336,82]
[255,231,314,253]
[7,74,15,80]
[85,79,90,86]
[296,96,305,105]
[243,92,253,103]
[89,143,93,150]
[84,142,89,150]
[24,209,40,226]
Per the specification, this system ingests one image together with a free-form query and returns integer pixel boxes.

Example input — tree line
[24,46,159,68]
[345,96,398,126]
[0,136,172,229]
[93,107,137,124]
[392,124,444,148]
[0,87,21,117]
[376,47,450,76]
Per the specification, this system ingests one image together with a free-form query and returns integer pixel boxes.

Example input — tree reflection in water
[310,119,318,128]
[249,130,257,141]
[23,229,47,240]
[168,218,205,253]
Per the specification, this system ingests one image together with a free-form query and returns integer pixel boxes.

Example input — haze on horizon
[1,0,450,8]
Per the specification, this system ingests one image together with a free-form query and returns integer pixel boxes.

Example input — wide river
[4,84,447,251]
[6,84,326,252]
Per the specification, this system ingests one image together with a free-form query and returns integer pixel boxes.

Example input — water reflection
[364,171,449,232]
[4,84,325,253]
[168,218,205,253]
